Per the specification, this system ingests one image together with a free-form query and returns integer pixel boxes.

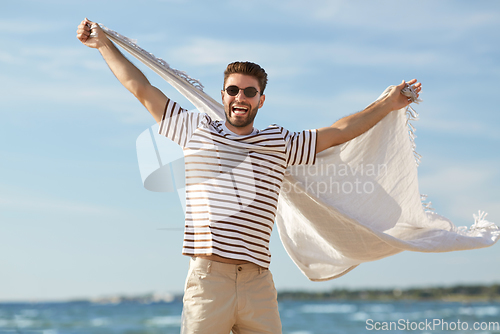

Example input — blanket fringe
[99,25,205,91]
[470,211,499,232]
[401,84,422,167]
[420,194,435,212]
[403,86,440,216]
[456,211,499,236]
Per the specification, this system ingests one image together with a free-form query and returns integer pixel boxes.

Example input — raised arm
[316,80,422,153]
[76,18,167,123]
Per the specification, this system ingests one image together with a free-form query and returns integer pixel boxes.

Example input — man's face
[221,73,265,135]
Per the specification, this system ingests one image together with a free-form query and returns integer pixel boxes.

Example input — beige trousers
[181,257,282,334]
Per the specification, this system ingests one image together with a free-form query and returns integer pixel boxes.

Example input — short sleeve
[158,99,204,148]
[284,129,317,166]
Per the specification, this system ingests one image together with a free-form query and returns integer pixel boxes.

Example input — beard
[224,101,259,129]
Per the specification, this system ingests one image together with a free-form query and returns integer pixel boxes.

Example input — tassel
[420,194,435,212]
[401,83,423,167]
[470,211,499,232]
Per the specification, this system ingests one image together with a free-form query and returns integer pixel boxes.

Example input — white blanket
[101,25,500,281]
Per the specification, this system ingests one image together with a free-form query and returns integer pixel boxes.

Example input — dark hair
[223,61,268,94]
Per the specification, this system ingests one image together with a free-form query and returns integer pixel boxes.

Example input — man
[77,18,421,334]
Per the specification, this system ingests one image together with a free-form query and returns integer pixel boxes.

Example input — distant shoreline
[2,283,500,304]
[278,284,500,302]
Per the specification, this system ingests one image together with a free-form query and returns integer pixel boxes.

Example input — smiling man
[222,70,265,134]
[77,18,421,334]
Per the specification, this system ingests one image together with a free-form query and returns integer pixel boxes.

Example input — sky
[1,0,499,302]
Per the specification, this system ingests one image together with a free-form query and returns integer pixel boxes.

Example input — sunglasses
[224,85,260,98]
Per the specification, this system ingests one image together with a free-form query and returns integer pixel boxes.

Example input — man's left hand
[387,79,422,111]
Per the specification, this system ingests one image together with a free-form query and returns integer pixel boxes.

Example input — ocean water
[0,300,499,333]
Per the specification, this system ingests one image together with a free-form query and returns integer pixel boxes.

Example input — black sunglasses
[224,85,260,98]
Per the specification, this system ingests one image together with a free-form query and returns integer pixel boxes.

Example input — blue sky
[1,0,499,301]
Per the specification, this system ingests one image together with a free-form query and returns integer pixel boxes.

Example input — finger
[77,33,87,42]
[406,79,417,85]
[77,32,89,41]
[84,18,96,30]
[80,19,91,30]
[77,26,91,34]
[77,26,91,36]
[77,29,90,40]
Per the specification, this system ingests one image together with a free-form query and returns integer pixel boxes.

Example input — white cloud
[0,18,60,35]
[264,0,500,33]
[17,45,92,79]
[0,191,124,217]
[420,116,499,140]
[420,164,496,193]
[267,88,378,113]
[132,32,169,44]
[0,70,152,124]
[164,33,500,79]
[153,0,189,2]
[169,37,442,70]
[169,38,265,66]
[276,0,346,21]
[0,50,23,65]
[418,159,499,222]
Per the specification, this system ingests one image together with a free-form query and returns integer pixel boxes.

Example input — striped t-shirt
[158,99,317,268]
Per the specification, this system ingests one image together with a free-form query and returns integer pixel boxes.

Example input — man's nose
[234,89,247,101]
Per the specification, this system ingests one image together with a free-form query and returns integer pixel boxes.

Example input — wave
[300,303,357,314]
[145,315,182,327]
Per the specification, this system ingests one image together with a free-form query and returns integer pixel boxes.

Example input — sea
[0,299,499,334]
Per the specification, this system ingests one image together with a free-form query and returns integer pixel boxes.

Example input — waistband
[190,256,268,274]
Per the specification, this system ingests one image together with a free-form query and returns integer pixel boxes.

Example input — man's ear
[258,94,266,109]
[221,90,225,101]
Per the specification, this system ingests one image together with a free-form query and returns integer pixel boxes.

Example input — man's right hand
[76,18,108,49]
[75,18,168,123]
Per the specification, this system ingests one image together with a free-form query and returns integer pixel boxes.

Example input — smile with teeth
[232,105,249,115]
